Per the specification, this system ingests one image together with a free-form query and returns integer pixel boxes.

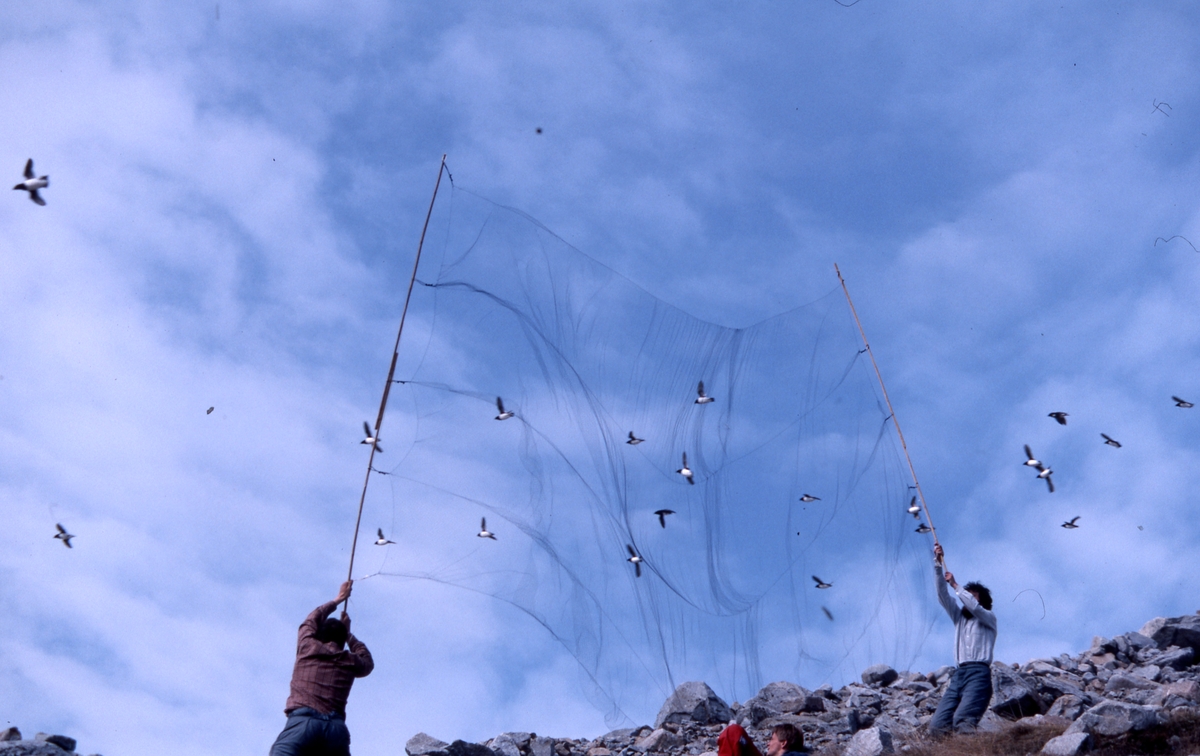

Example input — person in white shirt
[929,544,997,734]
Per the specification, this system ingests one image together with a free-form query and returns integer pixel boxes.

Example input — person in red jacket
[269,581,374,756]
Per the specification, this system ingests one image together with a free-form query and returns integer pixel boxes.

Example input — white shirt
[934,558,997,665]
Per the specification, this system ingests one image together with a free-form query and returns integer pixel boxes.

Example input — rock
[1122,632,1155,650]
[600,729,636,746]
[530,737,555,756]
[1131,665,1162,681]
[490,734,525,756]
[1065,700,1161,736]
[654,682,733,728]
[1165,679,1200,702]
[975,709,1007,733]
[448,740,501,756]
[634,729,681,753]
[990,663,1041,719]
[742,682,810,725]
[797,696,830,713]
[1104,672,1159,694]
[1047,694,1087,720]
[0,743,74,756]
[408,733,451,756]
[861,665,899,687]
[1040,732,1091,756]
[843,726,892,756]
[0,730,20,743]
[1140,615,1200,652]
[1151,646,1195,670]
[585,749,611,756]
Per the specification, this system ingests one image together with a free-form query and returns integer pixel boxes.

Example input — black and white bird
[53,523,74,548]
[915,523,932,534]
[654,509,675,528]
[361,422,382,452]
[694,381,714,404]
[627,431,644,445]
[1048,412,1069,426]
[821,606,834,621]
[907,496,921,518]
[1038,467,1055,493]
[495,397,514,420]
[477,518,497,540]
[1173,396,1194,409]
[626,544,644,577]
[374,528,395,546]
[1101,433,1121,448]
[800,494,820,503]
[1062,516,1080,529]
[812,575,832,589]
[13,159,48,206]
[1023,445,1042,468]
[676,452,694,484]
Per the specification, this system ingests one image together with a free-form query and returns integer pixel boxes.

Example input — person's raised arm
[299,581,354,641]
[933,547,960,622]
[956,587,997,629]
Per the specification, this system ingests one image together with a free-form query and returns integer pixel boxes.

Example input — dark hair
[963,581,993,610]
[317,618,348,648]
[771,724,804,753]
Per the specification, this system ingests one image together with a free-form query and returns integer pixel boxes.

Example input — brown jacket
[283,600,374,715]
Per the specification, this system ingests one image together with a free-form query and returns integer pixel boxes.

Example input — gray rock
[1104,672,1159,694]
[742,682,810,725]
[530,737,555,756]
[1131,665,1162,681]
[1065,700,1160,736]
[34,734,75,753]
[0,744,74,756]
[990,663,1041,719]
[861,665,898,687]
[1122,632,1155,650]
[600,730,636,746]
[0,732,18,744]
[1150,646,1195,670]
[1047,694,1087,720]
[843,726,892,756]
[447,740,500,756]
[408,733,451,756]
[490,735,524,756]
[654,682,733,728]
[634,729,681,753]
[929,666,954,685]
[1165,679,1200,702]
[1040,732,1091,756]
[1140,615,1200,652]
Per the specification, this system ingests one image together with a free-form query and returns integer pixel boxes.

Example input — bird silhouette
[812,575,832,589]
[13,159,48,206]
[477,518,497,540]
[1062,517,1080,529]
[676,452,694,484]
[1101,433,1121,448]
[495,397,514,420]
[1048,412,1068,425]
[626,544,644,577]
[694,381,714,404]
[374,528,395,546]
[654,509,675,528]
[53,523,74,548]
[361,422,382,452]
[627,431,644,445]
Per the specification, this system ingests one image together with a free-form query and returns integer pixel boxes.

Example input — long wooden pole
[344,154,447,605]
[833,264,943,558]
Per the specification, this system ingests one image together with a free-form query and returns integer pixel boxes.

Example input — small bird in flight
[13,159,49,206]
[1061,516,1080,529]
[374,528,395,546]
[1038,467,1055,493]
[677,452,694,484]
[627,431,644,445]
[1023,445,1042,468]
[812,575,832,589]
[361,422,382,452]
[654,509,675,528]
[1173,396,1194,408]
[477,518,497,540]
[495,397,514,420]
[53,523,74,548]
[694,381,714,404]
[1101,433,1121,448]
[800,494,820,503]
[1048,412,1068,425]
[626,544,644,577]
[821,606,834,621]
[915,523,932,534]
[206,406,214,415]
[907,496,921,518]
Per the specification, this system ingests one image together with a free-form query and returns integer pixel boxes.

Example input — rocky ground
[0,728,92,756]
[408,613,1200,756]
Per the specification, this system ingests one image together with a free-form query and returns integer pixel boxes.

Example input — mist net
[363,185,937,724]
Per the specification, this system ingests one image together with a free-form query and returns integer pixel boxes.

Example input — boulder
[1140,615,1200,652]
[634,729,681,753]
[490,734,526,756]
[1165,679,1200,702]
[0,743,73,756]
[599,729,637,746]
[742,682,809,725]
[654,682,733,728]
[1151,646,1195,670]
[1047,694,1087,720]
[0,731,20,743]
[1040,732,1091,756]
[843,726,893,756]
[448,741,501,756]
[861,665,898,687]
[1104,672,1159,694]
[1065,700,1160,736]
[990,664,1041,719]
[530,737,555,756]
[408,733,451,756]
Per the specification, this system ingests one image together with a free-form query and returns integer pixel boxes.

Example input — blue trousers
[269,707,351,756]
[930,662,993,734]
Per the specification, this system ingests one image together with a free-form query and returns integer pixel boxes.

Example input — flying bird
[1173,396,1194,408]
[654,509,675,528]
[1101,433,1121,448]
[13,159,48,206]
[626,544,644,577]
[53,523,74,548]
[1048,412,1068,425]
[360,422,382,452]
[694,381,714,404]
[676,452,694,484]
[907,496,920,518]
[495,397,514,420]
[1023,445,1042,468]
[374,528,395,546]
[915,523,932,534]
[1062,517,1080,529]
[1038,467,1055,493]
[206,406,214,415]
[821,606,834,621]
[477,518,497,540]
[626,431,644,445]
[812,575,832,589]
[799,494,820,503]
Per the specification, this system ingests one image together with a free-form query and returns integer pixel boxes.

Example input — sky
[2,2,1200,755]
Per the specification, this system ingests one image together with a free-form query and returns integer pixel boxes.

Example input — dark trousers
[930,662,993,734]
[269,707,351,756]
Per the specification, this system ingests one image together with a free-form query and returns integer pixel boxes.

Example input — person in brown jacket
[269,581,374,756]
